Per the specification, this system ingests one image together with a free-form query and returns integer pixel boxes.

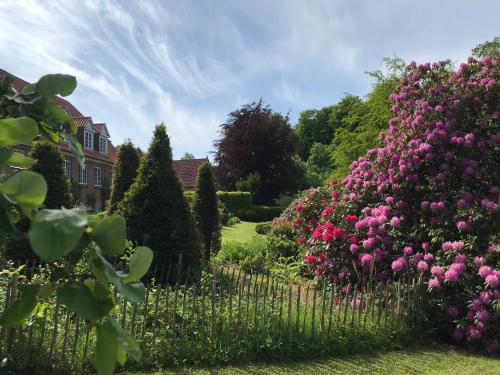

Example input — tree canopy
[121,124,202,278]
[107,142,140,214]
[214,99,296,204]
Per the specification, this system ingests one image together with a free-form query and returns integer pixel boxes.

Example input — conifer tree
[120,124,202,278]
[193,162,220,259]
[107,142,140,214]
[4,141,74,260]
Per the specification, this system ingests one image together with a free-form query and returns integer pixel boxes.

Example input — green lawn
[221,221,264,244]
[124,347,500,374]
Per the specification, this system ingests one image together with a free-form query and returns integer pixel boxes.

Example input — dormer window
[84,130,93,150]
[99,136,107,154]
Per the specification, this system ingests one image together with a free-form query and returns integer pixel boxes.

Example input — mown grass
[123,346,500,374]
[221,221,264,244]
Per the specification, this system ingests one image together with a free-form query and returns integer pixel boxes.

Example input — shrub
[255,222,271,235]
[276,56,500,352]
[235,171,261,199]
[227,215,241,226]
[184,191,196,207]
[121,124,202,278]
[236,205,283,222]
[193,162,221,259]
[107,141,140,214]
[216,191,252,213]
[4,141,74,261]
[216,237,268,274]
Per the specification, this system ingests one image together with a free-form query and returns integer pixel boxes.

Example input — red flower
[319,252,326,263]
[321,207,333,217]
[322,231,334,242]
[332,191,339,199]
[351,236,359,244]
[345,214,358,222]
[315,266,322,276]
[330,179,338,186]
[297,236,305,244]
[305,255,316,265]
[312,225,323,239]
[332,227,346,240]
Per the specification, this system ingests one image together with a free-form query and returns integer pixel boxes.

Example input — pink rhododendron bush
[275,56,500,352]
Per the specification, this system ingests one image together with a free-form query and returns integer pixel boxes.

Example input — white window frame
[64,159,72,180]
[94,166,102,187]
[13,148,26,155]
[84,130,93,150]
[79,164,87,185]
[99,136,107,154]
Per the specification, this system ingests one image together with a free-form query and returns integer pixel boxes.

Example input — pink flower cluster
[274,56,500,352]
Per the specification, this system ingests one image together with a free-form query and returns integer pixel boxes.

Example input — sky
[0,0,498,159]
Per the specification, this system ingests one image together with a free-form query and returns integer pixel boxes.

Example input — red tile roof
[74,117,92,128]
[172,158,209,190]
[94,123,105,133]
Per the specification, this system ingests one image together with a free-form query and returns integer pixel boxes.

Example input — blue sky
[0,1,498,159]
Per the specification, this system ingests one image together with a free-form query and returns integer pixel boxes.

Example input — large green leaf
[91,250,146,303]
[0,284,40,326]
[122,246,153,283]
[0,117,38,147]
[90,215,127,256]
[35,74,76,97]
[110,318,141,362]
[57,282,113,321]
[5,151,35,168]
[0,171,47,215]
[28,208,87,262]
[96,321,118,375]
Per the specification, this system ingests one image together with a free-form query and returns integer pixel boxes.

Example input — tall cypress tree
[193,162,220,259]
[120,124,202,278]
[4,141,74,261]
[107,142,140,214]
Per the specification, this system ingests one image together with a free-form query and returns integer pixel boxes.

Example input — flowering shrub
[273,56,500,352]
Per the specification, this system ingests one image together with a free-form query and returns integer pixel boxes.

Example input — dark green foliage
[180,152,195,160]
[236,205,283,222]
[70,179,81,204]
[100,177,111,212]
[255,222,271,235]
[4,141,74,261]
[472,36,499,59]
[214,99,296,204]
[193,162,220,259]
[120,124,202,278]
[106,142,140,214]
[216,191,252,213]
[294,106,334,160]
[184,191,196,207]
[29,142,74,209]
[235,171,261,200]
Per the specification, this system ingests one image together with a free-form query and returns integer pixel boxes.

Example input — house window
[99,136,107,154]
[94,167,101,187]
[84,130,93,150]
[79,164,87,185]
[64,159,72,179]
[13,148,26,155]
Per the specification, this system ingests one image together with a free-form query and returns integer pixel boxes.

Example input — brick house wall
[3,68,117,212]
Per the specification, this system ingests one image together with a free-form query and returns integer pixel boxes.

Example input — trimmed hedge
[216,191,252,213]
[236,205,283,222]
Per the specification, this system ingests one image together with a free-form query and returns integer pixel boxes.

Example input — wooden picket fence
[0,259,427,372]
